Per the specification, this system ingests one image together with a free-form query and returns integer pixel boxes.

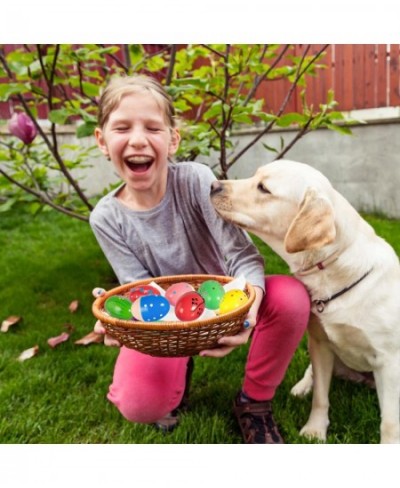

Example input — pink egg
[175,291,205,321]
[129,285,160,303]
[165,282,195,306]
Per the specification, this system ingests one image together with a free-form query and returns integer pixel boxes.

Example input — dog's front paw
[291,378,313,397]
[300,421,328,442]
[380,423,400,444]
[291,365,313,397]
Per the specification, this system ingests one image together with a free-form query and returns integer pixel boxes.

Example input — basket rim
[92,274,255,331]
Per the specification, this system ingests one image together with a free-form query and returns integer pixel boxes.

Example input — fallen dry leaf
[1,315,22,333]
[18,345,39,362]
[74,331,104,346]
[69,300,79,313]
[47,332,70,348]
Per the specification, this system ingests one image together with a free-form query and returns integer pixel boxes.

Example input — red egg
[165,282,195,306]
[129,285,160,302]
[175,291,205,321]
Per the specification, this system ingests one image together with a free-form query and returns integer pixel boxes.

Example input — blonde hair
[97,75,176,129]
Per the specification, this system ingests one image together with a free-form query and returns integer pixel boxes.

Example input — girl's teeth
[127,156,153,164]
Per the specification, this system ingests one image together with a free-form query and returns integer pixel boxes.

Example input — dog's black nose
[210,180,224,196]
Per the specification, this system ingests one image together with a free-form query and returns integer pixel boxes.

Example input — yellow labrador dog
[211,159,400,444]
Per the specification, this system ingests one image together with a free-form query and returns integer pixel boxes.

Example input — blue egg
[131,295,170,322]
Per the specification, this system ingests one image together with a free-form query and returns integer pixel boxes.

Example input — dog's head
[211,160,337,253]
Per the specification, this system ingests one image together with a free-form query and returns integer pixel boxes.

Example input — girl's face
[95,91,180,204]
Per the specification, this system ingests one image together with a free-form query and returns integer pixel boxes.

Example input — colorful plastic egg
[92,287,106,297]
[165,282,194,306]
[175,291,205,321]
[219,289,249,314]
[104,296,133,320]
[131,295,170,322]
[129,284,160,303]
[198,280,225,310]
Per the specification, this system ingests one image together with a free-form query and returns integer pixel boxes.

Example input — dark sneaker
[153,357,194,433]
[233,391,284,444]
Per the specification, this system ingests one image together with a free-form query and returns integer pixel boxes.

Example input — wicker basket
[92,274,255,357]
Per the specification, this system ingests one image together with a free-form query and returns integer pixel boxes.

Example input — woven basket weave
[92,274,255,357]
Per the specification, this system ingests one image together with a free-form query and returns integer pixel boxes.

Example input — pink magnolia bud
[8,112,38,145]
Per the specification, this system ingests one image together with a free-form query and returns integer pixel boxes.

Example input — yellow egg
[219,289,248,314]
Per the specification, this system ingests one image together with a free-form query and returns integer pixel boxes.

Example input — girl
[90,74,310,443]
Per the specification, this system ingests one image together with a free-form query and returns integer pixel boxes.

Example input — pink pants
[107,275,310,424]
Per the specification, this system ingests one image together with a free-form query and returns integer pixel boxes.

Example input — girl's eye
[148,128,161,132]
[114,127,128,132]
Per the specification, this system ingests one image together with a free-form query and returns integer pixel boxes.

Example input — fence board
[389,44,400,106]
[376,44,388,107]
[364,45,376,108]
[353,45,365,109]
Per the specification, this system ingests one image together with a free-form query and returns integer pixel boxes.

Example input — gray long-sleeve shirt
[89,162,266,290]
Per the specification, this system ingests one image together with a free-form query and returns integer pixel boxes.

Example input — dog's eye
[257,182,270,194]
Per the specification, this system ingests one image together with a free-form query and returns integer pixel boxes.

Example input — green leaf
[203,102,224,120]
[325,123,353,135]
[262,143,278,154]
[48,109,71,125]
[0,83,30,101]
[276,113,307,127]
[81,81,100,97]
[28,201,43,215]
[146,55,166,72]
[76,122,97,138]
[232,113,253,124]
[257,113,277,123]
[0,197,17,212]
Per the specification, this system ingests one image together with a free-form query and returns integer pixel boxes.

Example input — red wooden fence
[259,44,400,113]
[1,44,400,120]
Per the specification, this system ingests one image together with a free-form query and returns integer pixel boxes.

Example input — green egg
[198,280,225,310]
[104,295,132,320]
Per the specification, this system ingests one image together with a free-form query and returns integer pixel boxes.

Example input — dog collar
[296,251,340,276]
[312,268,373,313]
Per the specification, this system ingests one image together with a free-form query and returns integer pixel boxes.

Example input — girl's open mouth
[125,156,154,173]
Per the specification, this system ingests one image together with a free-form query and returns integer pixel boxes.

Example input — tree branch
[274,116,314,160]
[0,167,89,221]
[244,45,291,105]
[165,44,177,86]
[227,44,329,170]
[0,50,94,211]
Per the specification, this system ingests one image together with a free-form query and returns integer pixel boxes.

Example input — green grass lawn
[0,209,397,444]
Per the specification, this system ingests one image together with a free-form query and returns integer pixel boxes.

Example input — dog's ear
[284,187,336,253]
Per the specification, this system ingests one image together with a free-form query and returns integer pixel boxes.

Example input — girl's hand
[199,321,254,358]
[94,320,121,347]
[92,287,121,347]
[199,285,263,358]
